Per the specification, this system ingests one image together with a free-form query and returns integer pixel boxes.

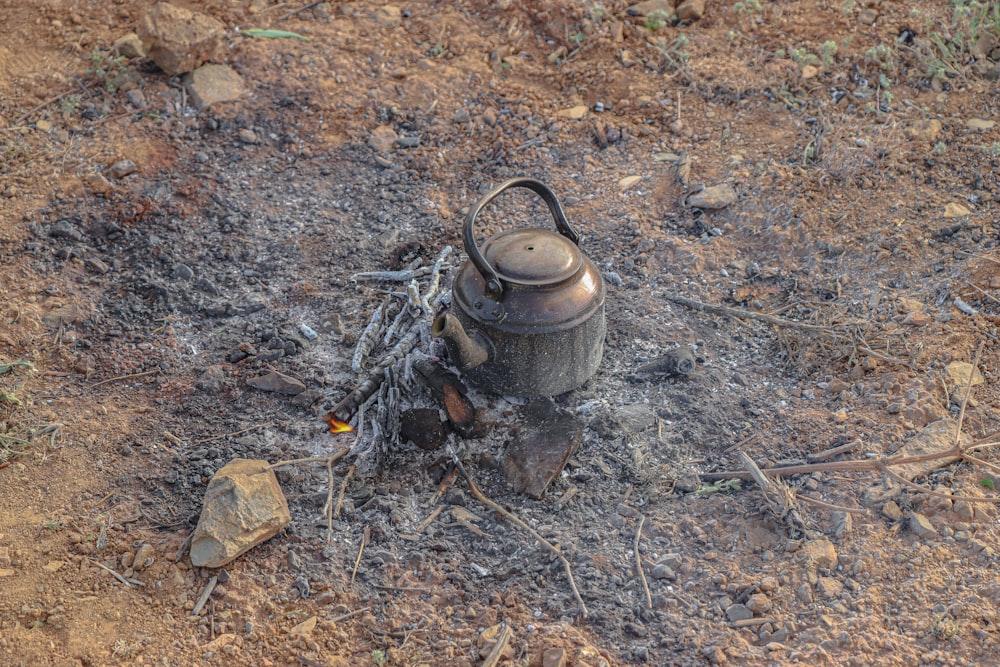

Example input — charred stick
[351,295,393,373]
[350,266,432,282]
[332,329,420,422]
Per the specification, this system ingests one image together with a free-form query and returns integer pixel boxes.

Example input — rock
[137,2,225,76]
[395,135,420,149]
[184,64,247,111]
[172,264,195,280]
[195,365,227,393]
[800,538,838,570]
[112,32,147,58]
[801,64,819,79]
[238,128,258,144]
[726,603,753,622]
[288,615,317,637]
[246,371,306,395]
[369,125,397,153]
[909,512,938,538]
[107,159,138,179]
[903,311,931,326]
[42,304,80,328]
[858,7,878,24]
[35,119,53,133]
[943,202,971,218]
[502,398,583,499]
[651,563,675,580]
[882,501,902,521]
[816,576,843,598]
[676,0,706,21]
[686,184,737,209]
[84,173,116,197]
[454,108,471,123]
[746,593,771,614]
[907,119,942,143]
[619,49,639,67]
[966,118,995,131]
[399,408,448,450]
[133,542,155,571]
[556,105,589,120]
[946,362,984,389]
[625,0,673,17]
[618,175,642,190]
[42,560,65,573]
[248,0,269,14]
[190,458,292,568]
[891,419,965,482]
[972,32,998,59]
[125,89,146,108]
[542,648,567,667]
[374,5,402,26]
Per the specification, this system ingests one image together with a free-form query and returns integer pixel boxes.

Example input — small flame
[326,415,354,434]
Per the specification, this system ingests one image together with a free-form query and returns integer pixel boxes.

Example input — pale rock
[190,459,291,568]
[676,0,706,21]
[108,159,138,179]
[246,371,306,395]
[288,615,318,637]
[816,576,843,598]
[746,593,771,614]
[374,5,402,27]
[891,419,965,482]
[42,560,65,573]
[625,0,673,18]
[909,511,938,538]
[542,647,567,667]
[966,118,995,132]
[907,119,942,143]
[943,202,971,218]
[881,501,902,521]
[112,32,147,59]
[800,538,838,570]
[369,125,398,153]
[137,3,225,76]
[133,542,155,571]
[556,105,589,120]
[686,184,737,209]
[84,173,116,197]
[726,603,753,622]
[35,119,53,133]
[945,362,984,389]
[618,175,642,190]
[801,65,819,79]
[903,311,931,326]
[184,64,247,111]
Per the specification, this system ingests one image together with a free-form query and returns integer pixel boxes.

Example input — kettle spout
[431,313,490,371]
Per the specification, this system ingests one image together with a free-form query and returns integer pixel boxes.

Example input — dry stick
[332,464,355,520]
[739,451,806,536]
[90,559,136,587]
[350,526,370,585]
[963,280,1000,308]
[416,505,444,533]
[807,439,862,463]
[450,454,589,617]
[634,515,652,609]
[329,607,370,624]
[429,464,457,506]
[269,449,349,470]
[91,369,159,387]
[191,575,218,616]
[323,455,336,544]
[333,329,420,422]
[665,294,856,336]
[480,623,513,667]
[954,340,984,448]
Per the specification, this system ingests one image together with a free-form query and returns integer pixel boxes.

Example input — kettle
[432,177,606,397]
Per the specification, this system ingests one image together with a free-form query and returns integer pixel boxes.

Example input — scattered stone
[881,501,902,521]
[84,173,116,197]
[184,64,247,111]
[133,542,155,571]
[858,7,879,24]
[246,371,306,395]
[907,119,942,143]
[542,647,567,667]
[556,105,589,120]
[618,175,642,190]
[800,538,838,570]
[195,277,220,296]
[107,159,138,179]
[373,5,402,27]
[35,119,53,133]
[247,0,269,14]
[965,118,995,132]
[125,88,146,108]
[619,49,639,68]
[369,125,397,153]
[746,593,771,614]
[685,184,737,209]
[891,419,965,483]
[137,2,225,76]
[795,582,813,603]
[112,32,147,58]
[651,563,675,580]
[625,0,673,17]
[395,135,420,149]
[238,128,258,144]
[502,398,583,499]
[454,108,471,124]
[676,0,706,21]
[190,458,292,568]
[48,220,84,241]
[195,365,227,393]
[288,615,318,637]
[801,65,819,79]
[909,512,938,538]
[399,408,448,450]
[903,311,931,326]
[943,202,971,218]
[946,362,984,389]
[816,576,843,598]
[42,304,80,329]
[42,560,65,573]
[726,603,753,622]
[172,263,195,280]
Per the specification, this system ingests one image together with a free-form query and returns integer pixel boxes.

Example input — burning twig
[449,448,589,617]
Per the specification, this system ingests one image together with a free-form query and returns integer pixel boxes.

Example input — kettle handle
[464,177,579,300]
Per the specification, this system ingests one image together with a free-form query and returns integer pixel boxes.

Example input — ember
[326,415,354,434]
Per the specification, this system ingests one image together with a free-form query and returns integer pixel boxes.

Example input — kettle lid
[484,229,582,286]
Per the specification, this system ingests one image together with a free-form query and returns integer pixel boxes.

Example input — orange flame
[326,414,354,434]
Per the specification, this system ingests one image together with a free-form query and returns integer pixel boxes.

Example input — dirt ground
[3,0,1000,665]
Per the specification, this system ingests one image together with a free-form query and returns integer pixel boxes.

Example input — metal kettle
[432,177,606,397]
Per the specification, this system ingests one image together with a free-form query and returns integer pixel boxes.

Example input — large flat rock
[138,2,225,76]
